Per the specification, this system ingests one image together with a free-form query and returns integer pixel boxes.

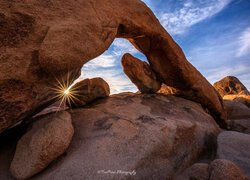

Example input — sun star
[64,88,70,95]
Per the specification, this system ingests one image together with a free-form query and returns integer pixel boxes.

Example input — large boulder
[217,131,250,177]
[121,53,161,93]
[66,78,110,108]
[214,76,250,97]
[0,0,226,133]
[18,93,220,180]
[10,111,74,179]
[223,99,250,134]
[224,100,250,120]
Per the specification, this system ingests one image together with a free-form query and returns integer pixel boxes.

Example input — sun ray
[48,72,82,112]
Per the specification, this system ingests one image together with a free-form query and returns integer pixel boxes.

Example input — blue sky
[81,0,250,94]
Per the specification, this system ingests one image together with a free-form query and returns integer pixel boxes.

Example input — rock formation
[0,93,221,179]
[10,111,74,179]
[214,76,250,97]
[0,0,227,133]
[66,78,110,108]
[121,53,161,93]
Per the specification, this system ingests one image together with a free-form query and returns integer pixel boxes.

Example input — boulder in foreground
[10,111,74,179]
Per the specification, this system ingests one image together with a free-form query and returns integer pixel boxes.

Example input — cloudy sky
[81,0,250,94]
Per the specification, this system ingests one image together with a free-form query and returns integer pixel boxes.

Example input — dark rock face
[214,76,250,97]
[0,94,220,179]
[0,0,226,133]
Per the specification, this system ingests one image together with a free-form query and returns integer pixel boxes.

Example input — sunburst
[49,72,81,111]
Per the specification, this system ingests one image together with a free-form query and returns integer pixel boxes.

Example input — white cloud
[159,0,232,35]
[83,54,116,69]
[112,38,138,56]
[236,27,250,57]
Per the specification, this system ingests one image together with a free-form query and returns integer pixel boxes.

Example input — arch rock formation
[0,0,227,133]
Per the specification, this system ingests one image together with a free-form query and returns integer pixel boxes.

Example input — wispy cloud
[236,26,250,57]
[112,38,138,56]
[83,54,116,69]
[159,0,232,35]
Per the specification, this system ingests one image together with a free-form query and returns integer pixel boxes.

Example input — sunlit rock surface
[214,76,250,97]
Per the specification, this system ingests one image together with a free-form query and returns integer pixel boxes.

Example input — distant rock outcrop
[157,84,181,95]
[214,76,250,97]
[10,111,74,179]
[66,78,110,108]
[122,53,161,93]
[0,0,226,133]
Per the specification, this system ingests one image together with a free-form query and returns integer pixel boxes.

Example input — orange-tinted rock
[157,84,180,95]
[0,0,226,132]
[66,78,110,108]
[214,76,250,97]
[122,53,161,93]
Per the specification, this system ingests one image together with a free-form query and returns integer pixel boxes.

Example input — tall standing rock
[0,0,226,132]
[122,53,161,93]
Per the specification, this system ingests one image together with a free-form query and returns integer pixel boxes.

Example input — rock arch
[0,0,226,133]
